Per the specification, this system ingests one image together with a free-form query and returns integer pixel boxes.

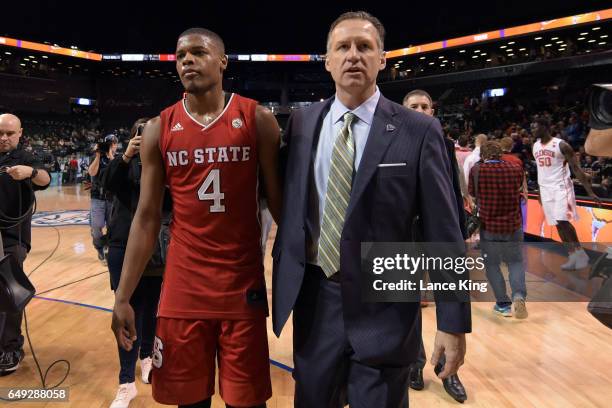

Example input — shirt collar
[330,87,380,126]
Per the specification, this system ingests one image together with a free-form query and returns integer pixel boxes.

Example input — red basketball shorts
[151,316,272,406]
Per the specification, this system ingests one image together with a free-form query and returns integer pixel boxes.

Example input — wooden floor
[2,185,611,407]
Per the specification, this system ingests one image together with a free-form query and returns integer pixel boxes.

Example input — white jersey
[532,137,572,190]
[533,137,577,225]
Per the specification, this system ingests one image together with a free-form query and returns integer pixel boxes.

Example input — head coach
[271,11,471,407]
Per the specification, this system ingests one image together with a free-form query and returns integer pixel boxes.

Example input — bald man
[0,113,50,376]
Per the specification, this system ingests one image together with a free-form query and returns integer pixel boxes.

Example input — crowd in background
[440,94,612,198]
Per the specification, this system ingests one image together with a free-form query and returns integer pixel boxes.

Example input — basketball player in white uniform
[532,117,599,269]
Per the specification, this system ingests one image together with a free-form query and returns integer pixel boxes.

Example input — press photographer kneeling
[102,119,172,407]
[0,113,50,376]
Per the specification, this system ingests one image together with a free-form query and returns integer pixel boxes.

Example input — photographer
[0,113,50,376]
[88,134,118,263]
[103,119,171,407]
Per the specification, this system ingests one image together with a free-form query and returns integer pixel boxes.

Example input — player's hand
[112,300,137,351]
[6,165,34,181]
[431,331,466,379]
[125,135,142,158]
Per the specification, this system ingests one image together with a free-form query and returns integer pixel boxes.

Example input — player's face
[325,19,386,94]
[0,117,22,153]
[175,34,227,94]
[404,95,434,116]
[534,122,548,139]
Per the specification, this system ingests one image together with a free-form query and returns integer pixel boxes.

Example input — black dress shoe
[408,366,424,390]
[434,362,467,403]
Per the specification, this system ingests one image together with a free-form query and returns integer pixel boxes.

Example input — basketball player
[532,117,599,270]
[403,90,468,403]
[111,28,282,408]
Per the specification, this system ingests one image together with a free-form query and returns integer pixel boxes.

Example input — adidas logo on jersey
[171,122,184,132]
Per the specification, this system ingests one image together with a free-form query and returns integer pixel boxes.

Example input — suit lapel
[345,96,399,222]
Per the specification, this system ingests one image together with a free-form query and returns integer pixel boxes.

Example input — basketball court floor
[2,184,611,407]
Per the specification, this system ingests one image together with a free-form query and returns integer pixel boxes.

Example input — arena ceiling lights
[0,8,610,63]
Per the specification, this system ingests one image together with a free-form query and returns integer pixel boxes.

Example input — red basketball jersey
[157,93,265,319]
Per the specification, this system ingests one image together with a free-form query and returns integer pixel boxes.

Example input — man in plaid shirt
[468,141,528,319]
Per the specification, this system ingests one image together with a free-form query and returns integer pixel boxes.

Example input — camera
[585,84,612,157]
[96,134,118,155]
[96,139,111,155]
[587,84,612,130]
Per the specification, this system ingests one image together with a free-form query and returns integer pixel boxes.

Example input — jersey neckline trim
[182,92,235,130]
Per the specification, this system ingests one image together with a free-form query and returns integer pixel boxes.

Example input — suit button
[299,261,305,267]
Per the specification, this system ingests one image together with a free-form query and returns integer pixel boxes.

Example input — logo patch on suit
[232,118,243,129]
[171,122,184,132]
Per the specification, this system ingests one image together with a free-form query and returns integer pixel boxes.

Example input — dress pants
[292,264,410,408]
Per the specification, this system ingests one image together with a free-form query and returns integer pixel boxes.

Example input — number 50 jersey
[532,137,572,191]
[158,93,265,320]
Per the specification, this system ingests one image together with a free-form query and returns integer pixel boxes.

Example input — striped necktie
[319,112,356,278]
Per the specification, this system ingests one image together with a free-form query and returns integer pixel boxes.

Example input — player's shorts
[540,186,578,226]
[151,317,272,406]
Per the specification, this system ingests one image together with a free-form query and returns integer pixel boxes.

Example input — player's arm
[560,141,599,200]
[112,116,165,350]
[255,105,282,223]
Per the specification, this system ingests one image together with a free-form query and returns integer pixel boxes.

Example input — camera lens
[590,86,612,129]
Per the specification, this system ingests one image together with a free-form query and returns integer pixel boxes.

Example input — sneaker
[561,252,577,270]
[0,349,24,377]
[139,357,152,384]
[573,249,590,270]
[109,382,137,408]
[493,304,512,317]
[513,298,528,319]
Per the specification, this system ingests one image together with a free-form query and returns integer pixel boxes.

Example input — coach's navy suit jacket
[272,95,472,366]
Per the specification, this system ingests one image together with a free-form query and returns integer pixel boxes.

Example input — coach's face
[176,34,227,94]
[325,19,386,95]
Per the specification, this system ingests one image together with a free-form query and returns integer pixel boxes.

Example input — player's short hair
[327,11,385,52]
[458,134,469,147]
[481,141,503,160]
[535,116,551,130]
[179,27,225,55]
[403,89,433,106]
[500,137,514,152]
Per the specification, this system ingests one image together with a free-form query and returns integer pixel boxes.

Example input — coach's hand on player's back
[112,300,138,351]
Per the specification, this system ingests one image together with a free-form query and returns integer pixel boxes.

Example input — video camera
[585,84,612,157]
[95,134,118,155]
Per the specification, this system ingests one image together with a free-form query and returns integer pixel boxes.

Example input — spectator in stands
[455,135,472,170]
[500,137,522,167]
[469,141,528,319]
[463,134,487,186]
[68,155,78,183]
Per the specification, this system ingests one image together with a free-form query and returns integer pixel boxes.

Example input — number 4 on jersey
[198,169,225,212]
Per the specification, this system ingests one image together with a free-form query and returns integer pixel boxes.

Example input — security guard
[0,113,50,376]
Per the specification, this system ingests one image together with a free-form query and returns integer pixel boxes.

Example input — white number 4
[197,169,225,212]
